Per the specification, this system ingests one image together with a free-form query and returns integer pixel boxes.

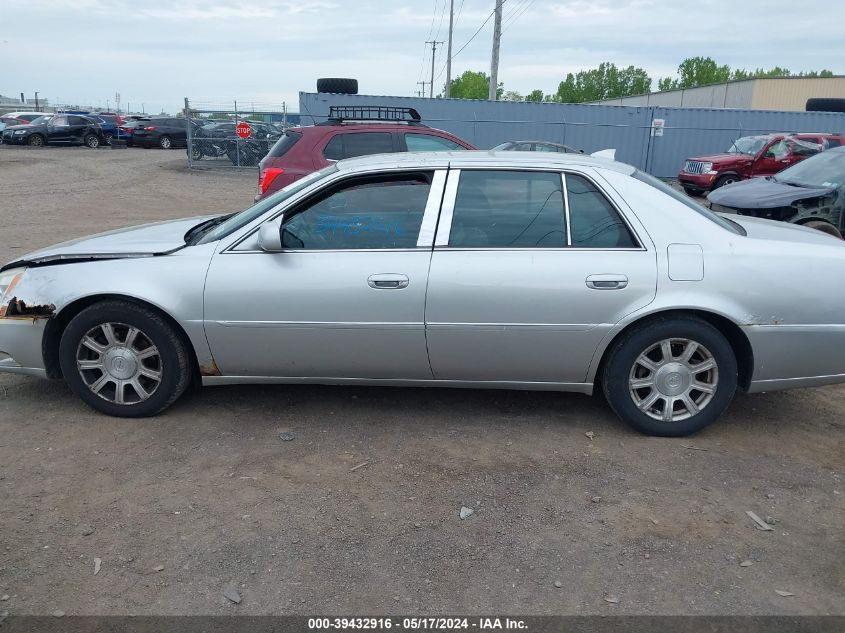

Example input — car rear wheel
[713,174,739,189]
[59,300,192,417]
[84,133,100,148]
[105,133,114,145]
[28,134,45,147]
[189,145,203,161]
[602,317,738,436]
[159,135,172,149]
[803,220,843,239]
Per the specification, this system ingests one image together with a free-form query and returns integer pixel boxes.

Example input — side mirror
[258,218,283,252]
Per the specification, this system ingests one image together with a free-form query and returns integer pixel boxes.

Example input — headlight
[0,268,26,316]
[13,130,27,135]
[701,162,713,172]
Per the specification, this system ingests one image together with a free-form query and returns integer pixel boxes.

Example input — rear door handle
[586,274,628,290]
[367,273,409,289]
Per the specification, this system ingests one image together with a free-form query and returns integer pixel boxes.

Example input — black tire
[59,300,192,417]
[316,77,359,94]
[105,133,114,146]
[602,316,738,437]
[713,174,739,190]
[806,98,845,113]
[682,186,701,197]
[28,134,46,147]
[189,145,203,161]
[803,220,843,239]
[158,135,172,149]
[84,133,100,148]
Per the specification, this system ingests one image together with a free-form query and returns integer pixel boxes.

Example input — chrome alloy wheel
[628,338,718,423]
[75,322,162,405]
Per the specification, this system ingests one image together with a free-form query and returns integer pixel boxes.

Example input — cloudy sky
[2,0,842,114]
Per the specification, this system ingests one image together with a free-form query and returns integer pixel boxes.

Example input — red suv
[678,133,845,196]
[256,106,475,200]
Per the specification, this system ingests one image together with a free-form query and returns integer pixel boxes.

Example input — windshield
[633,170,746,236]
[775,149,845,188]
[727,136,768,156]
[27,116,50,126]
[196,164,339,244]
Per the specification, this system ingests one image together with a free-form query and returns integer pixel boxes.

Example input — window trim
[435,167,645,251]
[226,168,447,254]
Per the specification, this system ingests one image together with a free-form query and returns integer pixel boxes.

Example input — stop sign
[235,121,252,139]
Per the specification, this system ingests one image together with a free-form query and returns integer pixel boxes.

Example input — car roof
[335,150,636,175]
[4,111,45,117]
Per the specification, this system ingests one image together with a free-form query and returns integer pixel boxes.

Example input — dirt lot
[0,146,842,616]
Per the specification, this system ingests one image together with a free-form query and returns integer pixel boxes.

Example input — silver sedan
[1,151,844,436]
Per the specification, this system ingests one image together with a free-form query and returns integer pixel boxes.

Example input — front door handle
[586,274,628,290]
[367,273,409,289]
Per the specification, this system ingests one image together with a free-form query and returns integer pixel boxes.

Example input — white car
[1,151,844,436]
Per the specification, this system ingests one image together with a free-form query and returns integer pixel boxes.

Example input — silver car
[2,152,844,436]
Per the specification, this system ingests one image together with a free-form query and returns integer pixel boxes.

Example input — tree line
[446,57,834,103]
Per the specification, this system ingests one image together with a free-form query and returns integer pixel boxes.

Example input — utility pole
[425,40,443,98]
[489,0,503,101]
[417,81,430,98]
[445,0,454,98]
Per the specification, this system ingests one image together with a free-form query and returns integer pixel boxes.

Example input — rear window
[633,170,746,236]
[267,130,303,158]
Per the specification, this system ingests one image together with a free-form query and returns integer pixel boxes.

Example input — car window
[323,132,393,161]
[824,138,842,148]
[52,116,69,126]
[790,138,821,157]
[448,170,566,248]
[566,174,637,248]
[280,171,432,250]
[764,140,789,159]
[267,130,303,158]
[405,133,465,152]
[69,116,90,125]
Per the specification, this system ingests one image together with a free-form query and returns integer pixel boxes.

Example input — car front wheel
[59,300,192,417]
[602,317,737,436]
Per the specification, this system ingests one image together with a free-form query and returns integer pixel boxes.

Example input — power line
[503,0,536,33]
[418,0,440,83]
[434,0,509,82]
[433,0,448,42]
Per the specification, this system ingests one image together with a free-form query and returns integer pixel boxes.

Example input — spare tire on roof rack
[317,78,359,95]
[806,98,845,113]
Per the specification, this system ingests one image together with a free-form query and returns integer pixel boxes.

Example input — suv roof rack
[321,105,425,126]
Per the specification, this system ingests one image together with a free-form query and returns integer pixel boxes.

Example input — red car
[256,106,475,200]
[678,133,845,196]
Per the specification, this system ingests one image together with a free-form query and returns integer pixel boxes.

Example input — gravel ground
[0,146,842,616]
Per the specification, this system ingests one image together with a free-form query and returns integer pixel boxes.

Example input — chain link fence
[184,99,294,169]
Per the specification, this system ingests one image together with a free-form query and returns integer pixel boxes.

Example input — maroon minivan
[256,106,475,201]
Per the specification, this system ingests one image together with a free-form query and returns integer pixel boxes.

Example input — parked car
[708,146,845,239]
[0,112,44,131]
[3,151,845,436]
[492,140,584,153]
[0,114,106,147]
[87,114,125,144]
[132,117,189,149]
[3,111,45,124]
[678,133,845,196]
[256,105,475,200]
[117,118,151,147]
